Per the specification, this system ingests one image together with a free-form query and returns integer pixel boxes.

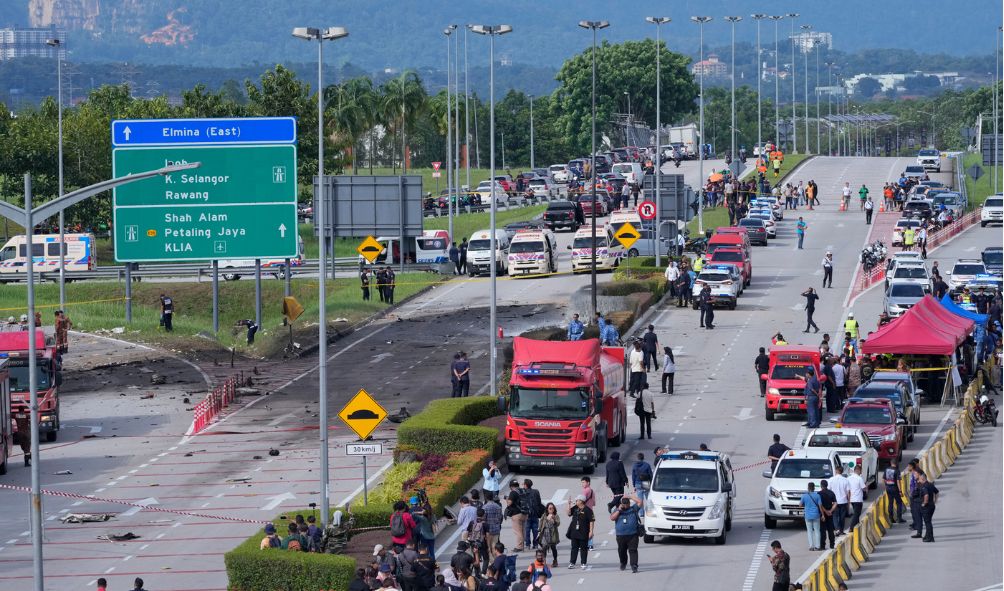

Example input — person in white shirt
[665,262,680,297]
[661,346,676,394]
[628,341,646,397]
[841,182,852,209]
[676,234,685,257]
[831,362,846,402]
[847,465,868,531]
[828,465,851,536]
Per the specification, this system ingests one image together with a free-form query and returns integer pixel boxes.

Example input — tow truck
[503,337,627,474]
[0,330,62,442]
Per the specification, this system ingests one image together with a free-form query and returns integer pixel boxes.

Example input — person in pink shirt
[389,501,416,550]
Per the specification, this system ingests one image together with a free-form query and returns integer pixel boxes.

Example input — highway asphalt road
[456,156,999,591]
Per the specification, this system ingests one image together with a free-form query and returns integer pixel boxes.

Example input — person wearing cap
[610,493,643,573]
[844,313,859,342]
[821,252,833,288]
[565,494,594,569]
[260,523,281,549]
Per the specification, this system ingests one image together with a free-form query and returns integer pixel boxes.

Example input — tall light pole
[725,16,742,162]
[691,16,712,235]
[751,15,767,159]
[825,61,834,155]
[995,26,1001,195]
[444,25,457,241]
[291,25,348,529]
[529,94,535,169]
[454,31,461,194]
[46,37,66,309]
[464,26,471,192]
[646,16,670,268]
[800,25,812,154]
[470,23,512,400]
[814,38,820,155]
[788,13,799,153]
[579,20,609,318]
[770,16,783,148]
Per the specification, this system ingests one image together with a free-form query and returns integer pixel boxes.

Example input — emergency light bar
[659,451,718,461]
[516,363,580,377]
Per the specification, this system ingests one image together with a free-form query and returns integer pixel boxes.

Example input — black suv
[543,201,582,231]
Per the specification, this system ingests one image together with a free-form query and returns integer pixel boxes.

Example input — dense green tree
[855,77,882,99]
[553,39,697,154]
[379,71,427,172]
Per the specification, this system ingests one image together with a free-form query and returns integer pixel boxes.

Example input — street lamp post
[725,16,742,163]
[464,26,471,193]
[646,16,670,269]
[529,94,535,169]
[470,23,512,400]
[0,162,201,591]
[578,20,609,318]
[814,39,820,155]
[444,26,457,242]
[46,37,67,310]
[800,25,812,154]
[825,61,834,155]
[691,16,712,234]
[769,16,783,148]
[454,31,461,196]
[995,26,1002,195]
[751,15,767,160]
[788,13,799,153]
[292,25,348,529]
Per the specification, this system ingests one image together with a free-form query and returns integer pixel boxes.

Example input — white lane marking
[260,492,296,511]
[128,469,138,474]
[3,540,12,545]
[94,488,105,493]
[370,352,393,364]
[267,413,294,427]
[168,446,178,451]
[115,475,128,481]
[965,246,976,252]
[172,522,182,528]
[139,464,149,469]
[139,544,150,550]
[920,408,955,452]
[733,407,753,421]
[19,530,29,536]
[546,489,568,506]
[157,452,169,457]
[71,501,83,507]
[155,533,166,539]
[122,498,159,517]
[577,578,585,585]
[741,529,772,590]
[46,516,56,521]
[201,502,210,508]
[215,493,225,498]
[122,555,134,562]
[104,567,116,574]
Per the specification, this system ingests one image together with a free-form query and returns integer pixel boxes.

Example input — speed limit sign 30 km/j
[638,200,657,220]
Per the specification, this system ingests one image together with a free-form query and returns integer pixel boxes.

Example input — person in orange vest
[883,184,894,210]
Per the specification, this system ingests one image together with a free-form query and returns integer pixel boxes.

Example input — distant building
[791,31,832,53]
[0,27,66,61]
[691,53,728,78]
[844,71,955,94]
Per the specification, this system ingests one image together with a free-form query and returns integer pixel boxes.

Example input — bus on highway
[0,233,96,278]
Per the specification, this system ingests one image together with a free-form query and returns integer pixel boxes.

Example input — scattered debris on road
[62,513,115,523]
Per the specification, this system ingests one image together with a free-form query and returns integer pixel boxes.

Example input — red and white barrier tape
[733,459,771,472]
[0,482,269,525]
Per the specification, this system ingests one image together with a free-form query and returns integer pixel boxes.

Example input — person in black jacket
[605,452,629,513]
[754,347,770,397]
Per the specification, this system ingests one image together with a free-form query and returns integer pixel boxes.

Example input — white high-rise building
[0,27,65,61]
[791,31,832,53]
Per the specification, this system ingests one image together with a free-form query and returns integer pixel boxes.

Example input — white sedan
[801,427,879,490]
[748,210,777,238]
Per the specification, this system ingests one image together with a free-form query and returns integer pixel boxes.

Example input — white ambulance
[569,227,618,273]
[506,229,557,276]
[466,229,510,276]
[0,233,96,279]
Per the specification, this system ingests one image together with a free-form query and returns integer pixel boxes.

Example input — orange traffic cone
[879,201,886,213]
[839,200,846,211]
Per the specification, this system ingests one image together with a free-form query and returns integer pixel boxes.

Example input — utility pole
[788,13,799,153]
[801,25,812,154]
[647,16,670,268]
[725,16,743,162]
[691,16,712,235]
[752,15,767,159]
[770,16,783,148]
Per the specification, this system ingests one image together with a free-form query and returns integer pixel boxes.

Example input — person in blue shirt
[799,482,823,551]
[609,494,642,573]
[630,453,653,502]
[803,366,822,428]
[796,217,807,249]
[567,314,585,341]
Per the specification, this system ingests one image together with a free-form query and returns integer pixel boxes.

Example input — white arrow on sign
[260,492,296,511]
[278,223,287,238]
[733,407,753,421]
[122,497,159,517]
[123,126,132,141]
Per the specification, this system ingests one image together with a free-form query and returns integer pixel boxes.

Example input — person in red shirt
[389,501,417,550]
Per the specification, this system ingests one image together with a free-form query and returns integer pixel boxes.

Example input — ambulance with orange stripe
[0,233,96,279]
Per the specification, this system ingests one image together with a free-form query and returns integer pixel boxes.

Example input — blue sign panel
[111,117,296,146]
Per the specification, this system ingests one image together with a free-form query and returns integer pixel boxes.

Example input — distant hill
[10,0,1002,70]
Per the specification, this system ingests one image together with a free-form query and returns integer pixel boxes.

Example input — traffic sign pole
[212,260,219,333]
[363,455,369,505]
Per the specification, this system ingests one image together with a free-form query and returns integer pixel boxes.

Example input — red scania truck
[0,330,62,442]
[504,337,627,474]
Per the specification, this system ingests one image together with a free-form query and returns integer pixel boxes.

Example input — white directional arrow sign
[260,492,296,511]
[733,407,753,421]
[278,223,287,238]
[123,126,132,141]
[122,497,159,517]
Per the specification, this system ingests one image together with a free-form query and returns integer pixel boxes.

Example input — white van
[569,227,618,272]
[219,236,305,281]
[507,229,557,276]
[467,229,509,276]
[359,230,451,268]
[0,233,96,277]
[644,451,736,545]
[612,162,644,186]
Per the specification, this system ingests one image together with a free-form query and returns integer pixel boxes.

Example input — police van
[644,451,735,545]
[507,229,557,276]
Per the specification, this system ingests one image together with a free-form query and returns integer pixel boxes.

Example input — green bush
[397,397,501,456]
[367,461,421,505]
[224,523,356,591]
[350,502,395,529]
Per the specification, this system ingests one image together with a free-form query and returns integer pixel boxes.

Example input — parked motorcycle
[974,393,999,427]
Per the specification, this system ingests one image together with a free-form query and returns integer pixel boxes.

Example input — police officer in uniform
[907,460,924,533]
[699,284,714,329]
[159,293,174,332]
[884,458,906,524]
[914,472,938,542]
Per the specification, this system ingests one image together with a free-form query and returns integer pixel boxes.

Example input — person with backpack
[259,523,281,549]
[529,572,552,591]
[397,539,420,590]
[610,494,643,573]
[414,506,437,560]
[390,501,417,550]
[488,542,515,591]
[536,503,560,567]
[631,453,654,502]
[412,545,437,591]
[565,494,594,569]
[526,549,552,583]
[467,509,489,571]
[281,522,305,551]
[520,479,544,550]
[450,541,476,580]
[505,480,527,552]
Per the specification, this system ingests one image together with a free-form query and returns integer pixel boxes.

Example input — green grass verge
[359,167,494,194]
[0,274,439,354]
[962,152,1001,204]
[424,204,547,242]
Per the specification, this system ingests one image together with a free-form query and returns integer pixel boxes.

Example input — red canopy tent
[860,295,974,355]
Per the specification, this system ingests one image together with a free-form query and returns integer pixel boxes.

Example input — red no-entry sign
[638,200,657,220]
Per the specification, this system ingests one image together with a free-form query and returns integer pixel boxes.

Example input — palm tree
[326,78,374,174]
[380,71,426,173]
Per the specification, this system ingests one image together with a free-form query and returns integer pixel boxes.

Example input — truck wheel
[643,534,655,544]
[583,465,595,475]
[0,443,7,475]
[765,407,775,421]
[597,437,607,463]
[510,464,522,474]
[222,272,240,281]
[45,430,57,443]
[725,507,733,531]
[764,514,777,529]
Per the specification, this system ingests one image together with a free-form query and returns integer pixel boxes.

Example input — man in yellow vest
[903,227,916,252]
[693,256,704,273]
[844,312,860,342]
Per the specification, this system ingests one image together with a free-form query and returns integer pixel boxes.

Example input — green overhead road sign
[112,117,298,263]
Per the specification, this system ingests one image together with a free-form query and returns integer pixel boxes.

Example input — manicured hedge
[397,396,501,456]
[224,513,356,591]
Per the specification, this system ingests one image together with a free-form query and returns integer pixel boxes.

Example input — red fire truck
[504,337,627,474]
[0,360,12,474]
[0,331,61,442]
